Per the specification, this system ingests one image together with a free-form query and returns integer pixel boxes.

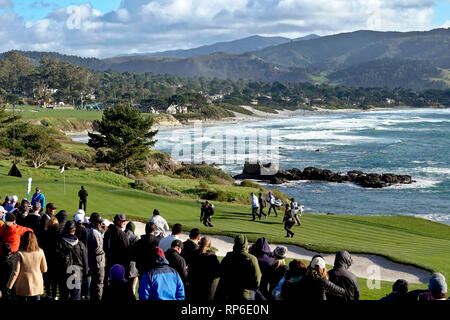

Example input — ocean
[72,108,450,224]
[153,108,450,225]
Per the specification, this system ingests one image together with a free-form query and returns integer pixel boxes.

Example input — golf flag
[60,166,65,173]
[27,177,32,201]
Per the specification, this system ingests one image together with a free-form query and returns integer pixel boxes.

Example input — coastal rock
[234,162,414,189]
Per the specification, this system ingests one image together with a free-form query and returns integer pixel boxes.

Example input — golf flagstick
[60,166,65,195]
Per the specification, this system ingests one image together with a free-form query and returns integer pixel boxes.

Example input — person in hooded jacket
[131,221,159,278]
[138,247,185,300]
[56,220,88,301]
[215,234,262,301]
[187,237,220,301]
[102,264,135,302]
[249,237,274,273]
[328,250,360,300]
[259,246,288,300]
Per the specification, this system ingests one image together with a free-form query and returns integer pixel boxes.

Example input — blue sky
[0,0,448,57]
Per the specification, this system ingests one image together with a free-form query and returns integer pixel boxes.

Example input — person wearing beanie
[138,247,185,300]
[74,210,89,247]
[417,273,448,301]
[259,246,288,300]
[30,188,45,211]
[329,250,360,300]
[380,279,409,301]
[0,213,33,256]
[148,209,170,239]
[4,195,18,213]
[87,213,106,301]
[56,221,88,301]
[215,234,262,301]
[102,264,135,301]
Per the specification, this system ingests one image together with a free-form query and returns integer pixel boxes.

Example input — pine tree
[88,103,158,176]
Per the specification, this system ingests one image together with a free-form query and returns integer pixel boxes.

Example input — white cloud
[0,0,443,57]
[442,20,450,28]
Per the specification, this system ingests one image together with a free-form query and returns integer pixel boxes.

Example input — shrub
[239,180,264,189]
[175,165,234,182]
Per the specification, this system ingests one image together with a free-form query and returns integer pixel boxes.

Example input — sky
[0,0,449,58]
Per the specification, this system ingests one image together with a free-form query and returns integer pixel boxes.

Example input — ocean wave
[416,167,450,176]
[407,213,450,225]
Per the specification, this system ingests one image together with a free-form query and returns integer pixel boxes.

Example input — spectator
[165,239,188,284]
[380,279,409,301]
[148,209,170,239]
[40,203,57,233]
[249,237,274,273]
[251,192,259,221]
[124,221,139,295]
[215,234,262,301]
[329,250,360,300]
[15,199,30,226]
[55,210,68,236]
[138,247,184,300]
[158,223,183,252]
[131,221,159,278]
[23,203,42,238]
[78,186,88,212]
[188,237,220,301]
[40,217,60,300]
[294,256,346,301]
[30,188,45,210]
[7,231,47,301]
[4,195,18,213]
[74,210,89,247]
[0,243,19,301]
[103,214,130,282]
[283,203,295,238]
[56,221,88,301]
[0,206,6,225]
[102,264,135,302]
[260,246,288,300]
[274,259,307,300]
[417,273,447,301]
[87,213,105,301]
[181,228,200,266]
[0,213,33,256]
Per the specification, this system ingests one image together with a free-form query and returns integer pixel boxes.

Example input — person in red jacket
[0,213,33,256]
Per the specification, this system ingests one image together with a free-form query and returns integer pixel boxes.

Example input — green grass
[1,161,448,300]
[253,105,279,114]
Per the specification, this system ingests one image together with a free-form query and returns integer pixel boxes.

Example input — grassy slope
[1,162,448,299]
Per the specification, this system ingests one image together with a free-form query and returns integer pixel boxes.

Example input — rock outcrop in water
[234,164,415,188]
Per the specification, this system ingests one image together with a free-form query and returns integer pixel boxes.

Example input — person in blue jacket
[30,188,45,211]
[138,246,185,300]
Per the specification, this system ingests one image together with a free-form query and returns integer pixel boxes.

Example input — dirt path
[133,222,431,284]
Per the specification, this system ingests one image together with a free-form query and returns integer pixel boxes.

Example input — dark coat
[40,226,60,281]
[131,233,159,276]
[260,264,288,300]
[165,248,188,283]
[102,280,135,302]
[75,222,89,248]
[23,214,41,238]
[181,239,199,266]
[188,249,220,301]
[78,189,88,201]
[215,235,262,301]
[328,250,360,300]
[291,274,347,301]
[103,224,130,273]
[0,252,18,298]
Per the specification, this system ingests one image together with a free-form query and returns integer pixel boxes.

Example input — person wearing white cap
[0,206,7,225]
[293,255,347,301]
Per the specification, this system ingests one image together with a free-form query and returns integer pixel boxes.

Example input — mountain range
[3,29,449,90]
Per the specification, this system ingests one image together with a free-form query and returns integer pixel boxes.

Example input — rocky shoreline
[234,166,415,188]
